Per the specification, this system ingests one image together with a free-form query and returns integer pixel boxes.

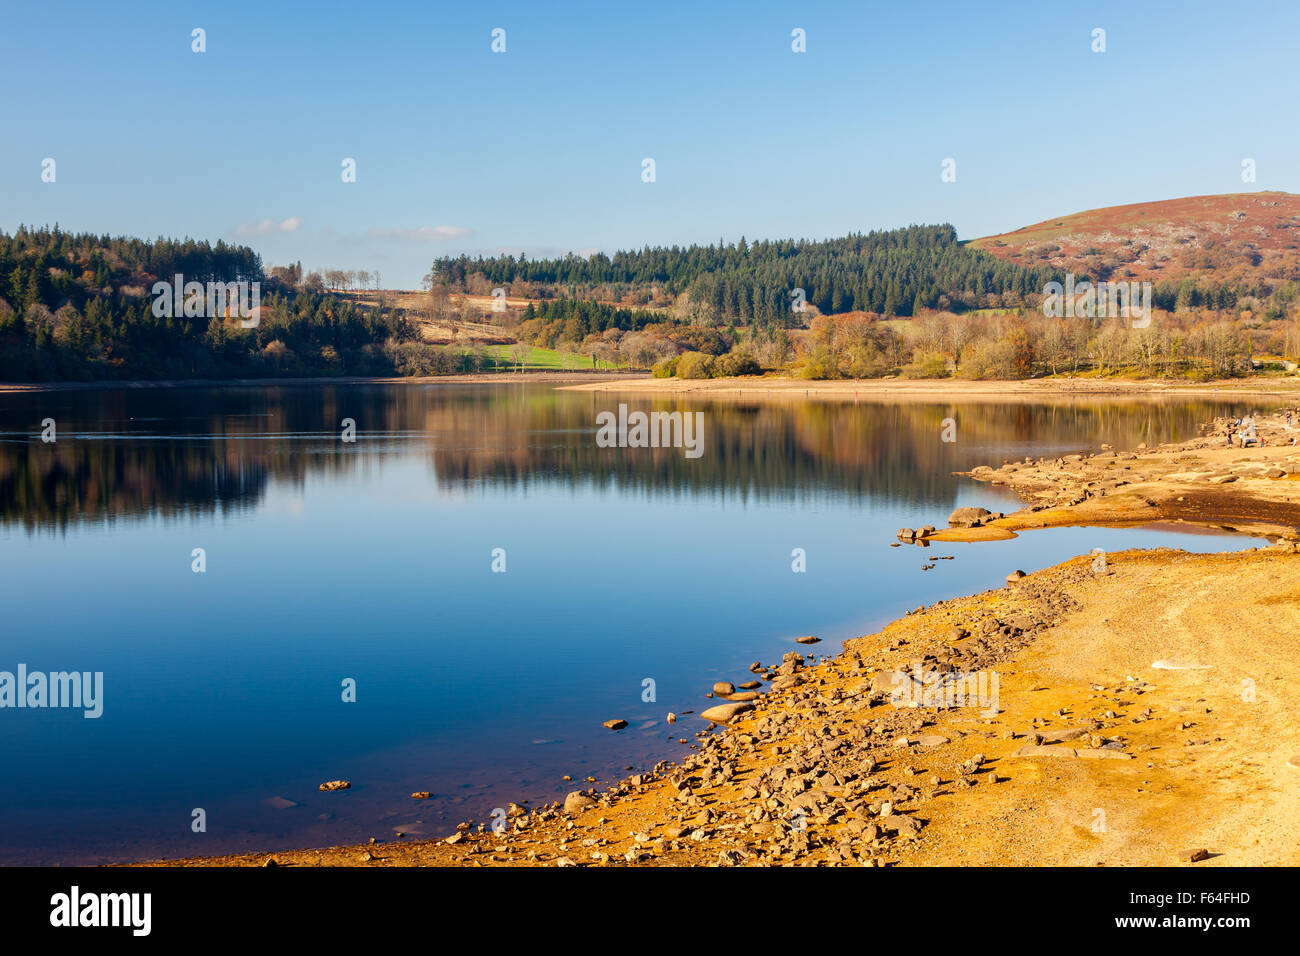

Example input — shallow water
[0,383,1259,864]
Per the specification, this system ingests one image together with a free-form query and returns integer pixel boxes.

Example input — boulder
[699,702,754,724]
[1038,726,1090,744]
[1013,744,1076,757]
[564,791,597,813]
[870,670,923,703]
[948,506,992,528]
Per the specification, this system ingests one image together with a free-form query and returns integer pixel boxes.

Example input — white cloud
[233,217,302,237]
[366,226,473,242]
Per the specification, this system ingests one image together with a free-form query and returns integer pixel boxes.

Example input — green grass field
[483,344,629,371]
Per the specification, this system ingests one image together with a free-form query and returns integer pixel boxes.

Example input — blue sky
[2,0,1297,287]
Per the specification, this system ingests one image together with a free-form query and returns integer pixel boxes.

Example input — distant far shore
[0,370,639,394]
[7,372,1300,398]
[562,374,1300,401]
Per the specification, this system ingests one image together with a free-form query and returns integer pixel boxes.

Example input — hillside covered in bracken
[971,191,1300,289]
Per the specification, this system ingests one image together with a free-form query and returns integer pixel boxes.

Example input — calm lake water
[0,382,1259,865]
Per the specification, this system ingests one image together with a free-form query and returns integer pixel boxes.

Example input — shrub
[714,351,761,377]
[675,351,716,379]
[899,351,949,379]
[797,347,840,379]
[651,355,680,378]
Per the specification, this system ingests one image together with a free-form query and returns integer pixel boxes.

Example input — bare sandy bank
[563,374,1300,402]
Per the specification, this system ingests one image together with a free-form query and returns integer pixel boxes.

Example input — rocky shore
[144,407,1300,868]
[936,405,1300,543]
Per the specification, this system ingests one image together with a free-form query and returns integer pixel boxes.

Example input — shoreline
[5,371,1300,398]
[0,371,637,394]
[562,374,1300,401]
[135,405,1300,867]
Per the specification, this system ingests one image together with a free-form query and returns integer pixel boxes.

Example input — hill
[971,191,1300,288]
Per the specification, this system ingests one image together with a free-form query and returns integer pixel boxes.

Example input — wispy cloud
[233,217,302,237]
[366,226,473,242]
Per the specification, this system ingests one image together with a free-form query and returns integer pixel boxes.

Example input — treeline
[2,225,262,315]
[519,298,665,337]
[433,225,1064,324]
[1150,276,1300,317]
[513,298,737,370]
[654,310,1297,382]
[0,226,456,381]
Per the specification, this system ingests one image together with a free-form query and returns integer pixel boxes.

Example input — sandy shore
[7,371,1299,398]
[563,374,1300,402]
[138,403,1300,868]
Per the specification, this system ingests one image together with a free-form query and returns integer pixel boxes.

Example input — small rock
[564,791,597,814]
[699,702,754,724]
[602,719,628,730]
[318,780,351,792]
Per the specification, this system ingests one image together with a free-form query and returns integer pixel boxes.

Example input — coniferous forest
[434,225,1063,324]
[0,226,417,381]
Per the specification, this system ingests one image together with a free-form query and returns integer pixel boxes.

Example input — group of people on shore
[1227,414,1260,447]
[1225,408,1300,447]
